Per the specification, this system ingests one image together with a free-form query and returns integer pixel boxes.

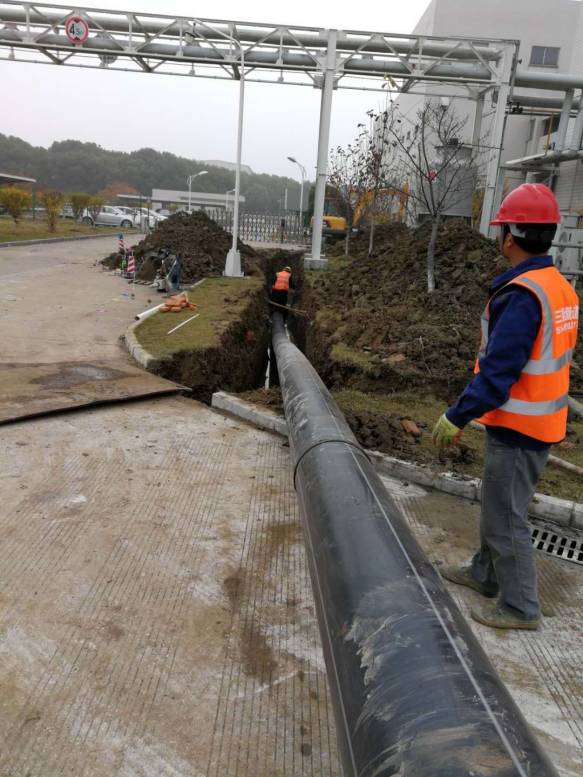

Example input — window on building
[530,46,560,68]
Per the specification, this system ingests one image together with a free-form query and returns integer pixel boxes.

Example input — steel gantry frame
[0,1,521,267]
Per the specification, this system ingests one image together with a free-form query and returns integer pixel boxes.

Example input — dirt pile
[238,387,474,464]
[306,220,503,397]
[303,219,582,398]
[102,211,258,283]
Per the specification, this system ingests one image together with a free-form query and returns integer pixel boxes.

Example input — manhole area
[531,527,583,566]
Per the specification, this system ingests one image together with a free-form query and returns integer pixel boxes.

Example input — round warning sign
[65,15,89,45]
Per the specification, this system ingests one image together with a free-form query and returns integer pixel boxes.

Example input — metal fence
[209,210,308,245]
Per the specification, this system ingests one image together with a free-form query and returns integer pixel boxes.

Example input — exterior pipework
[0,4,503,61]
[271,312,559,777]
[515,68,583,91]
[0,30,495,81]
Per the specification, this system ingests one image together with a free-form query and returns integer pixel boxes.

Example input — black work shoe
[471,601,541,631]
[440,564,499,598]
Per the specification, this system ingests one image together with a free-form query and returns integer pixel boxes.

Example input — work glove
[432,413,463,448]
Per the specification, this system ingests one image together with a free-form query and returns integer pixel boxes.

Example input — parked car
[81,205,137,228]
[116,206,166,229]
[60,205,75,219]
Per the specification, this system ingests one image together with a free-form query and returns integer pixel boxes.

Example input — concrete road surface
[0,235,150,363]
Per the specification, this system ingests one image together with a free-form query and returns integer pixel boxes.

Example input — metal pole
[570,94,583,150]
[308,29,337,267]
[480,43,516,237]
[188,176,192,213]
[225,50,245,277]
[472,91,485,150]
[556,89,575,151]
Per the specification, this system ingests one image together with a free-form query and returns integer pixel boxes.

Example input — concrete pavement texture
[0,398,340,776]
[0,235,150,364]
[0,239,581,776]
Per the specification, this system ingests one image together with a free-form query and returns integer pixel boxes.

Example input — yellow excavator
[316,185,409,241]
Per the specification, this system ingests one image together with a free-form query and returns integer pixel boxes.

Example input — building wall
[398,0,583,219]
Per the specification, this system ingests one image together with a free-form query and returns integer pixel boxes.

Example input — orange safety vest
[475,266,579,443]
[273,271,291,291]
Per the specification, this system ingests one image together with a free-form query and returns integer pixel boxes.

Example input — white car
[138,207,167,227]
[81,205,137,228]
[117,206,166,229]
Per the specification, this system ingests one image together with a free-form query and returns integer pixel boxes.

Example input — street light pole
[287,155,307,234]
[187,170,208,213]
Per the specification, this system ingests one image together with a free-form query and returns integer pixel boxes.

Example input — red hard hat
[490,183,560,225]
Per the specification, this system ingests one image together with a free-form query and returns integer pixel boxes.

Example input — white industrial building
[391,0,583,245]
[150,188,245,214]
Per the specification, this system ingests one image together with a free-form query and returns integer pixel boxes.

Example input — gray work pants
[471,431,549,618]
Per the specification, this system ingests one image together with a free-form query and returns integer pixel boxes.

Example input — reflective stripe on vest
[273,271,290,291]
[475,266,579,443]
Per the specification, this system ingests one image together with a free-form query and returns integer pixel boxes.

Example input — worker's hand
[432,413,463,448]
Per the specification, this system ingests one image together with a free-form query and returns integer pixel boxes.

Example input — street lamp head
[287,156,297,164]
[198,170,208,176]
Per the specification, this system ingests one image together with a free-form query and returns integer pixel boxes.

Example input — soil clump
[102,211,258,284]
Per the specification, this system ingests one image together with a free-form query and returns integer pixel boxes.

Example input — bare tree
[328,110,402,257]
[382,100,483,292]
[327,144,367,257]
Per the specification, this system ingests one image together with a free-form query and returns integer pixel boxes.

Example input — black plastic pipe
[271,313,558,777]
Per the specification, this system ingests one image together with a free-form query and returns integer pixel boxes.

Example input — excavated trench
[147,250,304,404]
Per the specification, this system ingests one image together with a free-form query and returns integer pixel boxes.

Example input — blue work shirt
[446,255,554,450]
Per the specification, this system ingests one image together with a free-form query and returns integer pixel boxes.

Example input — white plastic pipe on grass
[167,313,200,335]
[135,302,165,322]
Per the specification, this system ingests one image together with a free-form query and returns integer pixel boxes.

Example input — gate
[209,210,308,245]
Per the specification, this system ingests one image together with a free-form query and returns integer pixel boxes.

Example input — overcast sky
[1,0,431,179]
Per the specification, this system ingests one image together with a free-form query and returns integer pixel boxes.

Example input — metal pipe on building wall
[271,313,559,777]
[556,89,574,151]
[570,99,583,151]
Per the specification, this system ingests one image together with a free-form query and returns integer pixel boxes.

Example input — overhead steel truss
[0,1,511,87]
[0,1,521,262]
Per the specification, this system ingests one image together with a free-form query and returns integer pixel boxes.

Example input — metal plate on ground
[0,360,185,424]
[532,526,583,566]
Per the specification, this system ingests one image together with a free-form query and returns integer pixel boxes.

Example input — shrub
[69,192,92,222]
[39,190,65,233]
[87,195,105,221]
[0,186,32,225]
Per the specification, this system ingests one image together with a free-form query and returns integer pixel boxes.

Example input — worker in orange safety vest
[432,183,579,631]
[270,265,293,320]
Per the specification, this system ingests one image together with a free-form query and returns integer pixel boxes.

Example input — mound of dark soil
[304,219,583,398]
[102,211,258,283]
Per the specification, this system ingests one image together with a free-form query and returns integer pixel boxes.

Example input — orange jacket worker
[271,266,292,319]
[433,184,578,631]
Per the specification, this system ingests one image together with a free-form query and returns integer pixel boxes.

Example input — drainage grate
[531,527,583,566]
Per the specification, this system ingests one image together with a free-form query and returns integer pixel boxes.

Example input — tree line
[0,134,307,214]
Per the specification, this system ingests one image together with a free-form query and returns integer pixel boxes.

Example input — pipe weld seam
[293,438,370,487]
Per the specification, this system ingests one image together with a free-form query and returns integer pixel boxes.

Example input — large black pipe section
[271,312,558,777]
